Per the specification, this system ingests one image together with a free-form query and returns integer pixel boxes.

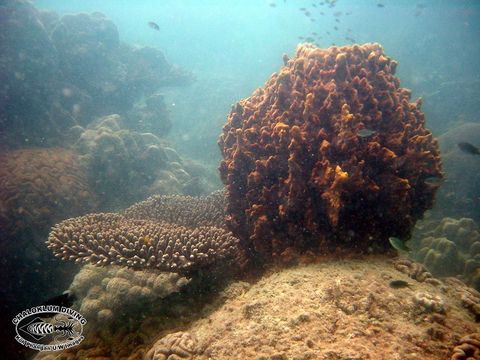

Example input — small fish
[148,21,160,31]
[357,128,376,137]
[458,142,480,155]
[305,37,315,42]
[304,11,311,16]
[269,2,277,7]
[299,7,306,11]
[335,18,340,23]
[39,291,77,317]
[389,237,411,252]
[320,11,325,15]
[334,11,342,17]
[298,36,305,40]
[312,31,318,35]
[334,26,339,31]
[389,280,411,289]
[377,3,385,7]
[423,175,443,186]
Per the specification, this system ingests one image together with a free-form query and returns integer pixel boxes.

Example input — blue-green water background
[33,0,480,162]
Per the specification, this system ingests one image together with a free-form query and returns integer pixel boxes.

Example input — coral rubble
[219,43,442,261]
[47,192,240,274]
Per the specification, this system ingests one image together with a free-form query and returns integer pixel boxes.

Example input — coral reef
[71,114,214,209]
[34,257,479,360]
[411,217,480,290]
[0,0,61,147]
[47,192,240,274]
[0,148,95,238]
[434,122,480,222]
[145,331,198,360]
[0,1,192,148]
[218,43,442,262]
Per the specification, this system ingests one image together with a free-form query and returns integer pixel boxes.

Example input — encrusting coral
[218,43,442,262]
[47,191,240,275]
[145,331,198,360]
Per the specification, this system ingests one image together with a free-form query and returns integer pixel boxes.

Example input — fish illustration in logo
[20,317,79,341]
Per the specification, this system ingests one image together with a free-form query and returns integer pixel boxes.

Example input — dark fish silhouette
[148,21,160,31]
[39,291,77,317]
[389,280,411,289]
[458,142,480,155]
[269,2,277,7]
[377,3,385,7]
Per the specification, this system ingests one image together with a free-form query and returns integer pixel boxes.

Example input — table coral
[47,192,240,274]
[219,43,442,261]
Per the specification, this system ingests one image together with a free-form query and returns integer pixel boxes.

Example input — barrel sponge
[47,191,239,274]
[218,43,442,261]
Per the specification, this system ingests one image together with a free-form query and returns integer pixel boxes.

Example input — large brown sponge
[219,43,442,261]
[47,191,239,274]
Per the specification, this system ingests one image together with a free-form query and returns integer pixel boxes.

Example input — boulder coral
[69,265,188,331]
[412,217,480,290]
[219,43,442,261]
[71,114,211,209]
[0,148,95,238]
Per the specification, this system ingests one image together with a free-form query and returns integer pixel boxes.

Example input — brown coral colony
[219,43,442,261]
